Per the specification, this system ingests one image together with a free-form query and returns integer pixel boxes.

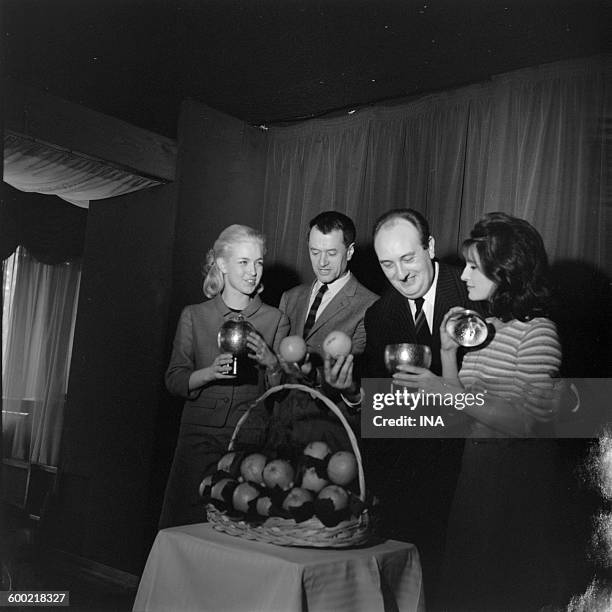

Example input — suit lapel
[374,265,462,348]
[384,288,417,343]
[397,291,417,342]
[295,283,315,336]
[305,276,355,339]
[383,264,463,344]
[307,292,348,338]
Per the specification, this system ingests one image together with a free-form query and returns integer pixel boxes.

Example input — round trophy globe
[445,309,488,347]
[384,343,432,374]
[217,316,256,375]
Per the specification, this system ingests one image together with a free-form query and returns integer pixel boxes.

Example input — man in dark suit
[362,208,479,604]
[364,208,472,376]
[333,208,475,387]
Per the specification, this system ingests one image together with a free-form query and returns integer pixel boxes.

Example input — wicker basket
[206,383,371,547]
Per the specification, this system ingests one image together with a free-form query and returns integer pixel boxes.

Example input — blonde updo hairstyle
[202,224,266,298]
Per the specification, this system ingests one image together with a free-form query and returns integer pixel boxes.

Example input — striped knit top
[459,317,562,435]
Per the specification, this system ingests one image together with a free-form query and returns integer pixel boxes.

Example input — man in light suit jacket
[279,211,378,366]
[276,211,377,448]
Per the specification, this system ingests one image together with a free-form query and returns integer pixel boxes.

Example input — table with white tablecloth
[133,523,424,612]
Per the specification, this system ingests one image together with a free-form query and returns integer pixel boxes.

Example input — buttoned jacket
[165,294,290,428]
[279,274,378,361]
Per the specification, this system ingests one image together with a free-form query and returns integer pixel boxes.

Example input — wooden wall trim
[5,79,177,182]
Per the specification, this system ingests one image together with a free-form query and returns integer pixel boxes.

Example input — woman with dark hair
[396,213,571,610]
[160,224,290,529]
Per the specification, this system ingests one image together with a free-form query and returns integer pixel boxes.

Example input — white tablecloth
[133,523,424,612]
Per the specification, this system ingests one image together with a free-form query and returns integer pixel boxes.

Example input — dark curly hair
[462,212,550,321]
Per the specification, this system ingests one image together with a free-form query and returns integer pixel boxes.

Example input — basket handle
[229,383,366,502]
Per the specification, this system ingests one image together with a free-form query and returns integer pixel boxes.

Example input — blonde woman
[160,224,289,528]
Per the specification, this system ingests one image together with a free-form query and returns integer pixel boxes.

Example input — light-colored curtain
[2,247,81,466]
[3,132,162,208]
[262,56,609,283]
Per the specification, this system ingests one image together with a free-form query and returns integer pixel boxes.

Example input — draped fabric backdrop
[1,112,168,466]
[261,56,609,285]
[3,132,162,208]
[2,247,81,465]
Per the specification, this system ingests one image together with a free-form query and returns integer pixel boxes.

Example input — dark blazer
[362,263,481,586]
[279,273,378,360]
[165,294,290,428]
[364,262,476,376]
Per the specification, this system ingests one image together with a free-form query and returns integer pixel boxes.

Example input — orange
[327,451,357,486]
[279,335,307,363]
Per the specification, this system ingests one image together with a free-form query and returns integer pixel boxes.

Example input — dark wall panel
[55,183,177,573]
[49,102,268,575]
[170,100,267,314]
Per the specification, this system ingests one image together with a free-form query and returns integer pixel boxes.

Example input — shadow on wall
[438,252,465,269]
[351,244,387,296]
[549,260,612,378]
[261,264,302,308]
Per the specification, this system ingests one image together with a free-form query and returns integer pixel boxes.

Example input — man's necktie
[302,284,328,338]
[413,297,432,345]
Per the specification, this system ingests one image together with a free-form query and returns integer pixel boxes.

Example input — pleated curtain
[261,56,609,284]
[2,247,81,465]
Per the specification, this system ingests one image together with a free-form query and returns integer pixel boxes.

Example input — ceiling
[4,0,606,138]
